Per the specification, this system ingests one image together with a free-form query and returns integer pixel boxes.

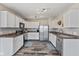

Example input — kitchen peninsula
[0,32,24,56]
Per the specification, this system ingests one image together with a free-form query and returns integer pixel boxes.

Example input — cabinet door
[15,16,20,27]
[49,33,56,47]
[56,38,63,54]
[0,11,8,27]
[63,39,79,56]
[56,39,60,51]
[0,38,2,55]
[0,38,13,56]
[69,9,79,27]
[27,32,39,40]
[7,12,15,27]
[18,35,23,48]
[63,9,79,27]
[63,13,70,27]
[22,19,25,24]
[19,17,23,23]
[14,35,23,53]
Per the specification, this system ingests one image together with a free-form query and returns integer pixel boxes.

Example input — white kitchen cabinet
[14,35,23,53]
[15,16,20,27]
[56,36,79,56]
[22,19,26,27]
[0,34,24,56]
[15,16,25,27]
[49,33,56,47]
[56,37,63,54]
[19,17,23,23]
[26,32,39,40]
[0,37,2,55]
[62,39,79,56]
[0,37,14,56]
[0,11,24,28]
[22,19,26,28]
[22,19,26,24]
[7,12,16,27]
[0,11,8,27]
[63,9,79,27]
[0,11,16,28]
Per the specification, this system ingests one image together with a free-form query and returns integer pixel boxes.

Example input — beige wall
[26,18,49,25]
[49,18,63,28]
[0,4,24,18]
[0,4,78,29]
[25,18,63,28]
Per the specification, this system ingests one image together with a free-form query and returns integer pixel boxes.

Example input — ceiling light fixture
[36,8,47,14]
[41,8,47,12]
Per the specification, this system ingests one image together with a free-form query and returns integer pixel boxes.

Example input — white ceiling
[2,3,74,20]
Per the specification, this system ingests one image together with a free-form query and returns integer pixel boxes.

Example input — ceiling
[2,3,74,20]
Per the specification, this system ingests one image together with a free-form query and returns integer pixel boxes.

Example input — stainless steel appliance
[19,22,25,29]
[39,25,49,41]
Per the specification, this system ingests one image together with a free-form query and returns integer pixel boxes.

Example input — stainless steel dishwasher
[39,25,49,41]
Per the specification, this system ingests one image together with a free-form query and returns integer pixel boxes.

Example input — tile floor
[14,41,60,56]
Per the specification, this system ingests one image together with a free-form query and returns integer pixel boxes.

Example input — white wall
[0,4,24,18]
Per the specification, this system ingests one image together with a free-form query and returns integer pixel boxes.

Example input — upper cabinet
[15,16,20,27]
[22,19,26,24]
[15,16,24,27]
[0,11,8,27]
[63,9,79,27]
[19,17,23,23]
[0,11,26,28]
[7,12,16,27]
[0,11,16,28]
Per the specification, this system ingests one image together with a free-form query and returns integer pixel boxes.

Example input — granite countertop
[50,31,79,39]
[26,28,39,32]
[0,32,24,37]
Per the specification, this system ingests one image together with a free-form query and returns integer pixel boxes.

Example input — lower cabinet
[14,35,23,54]
[26,32,39,40]
[56,37,63,55]
[49,33,56,47]
[56,37,79,56]
[0,35,23,56]
[0,38,14,56]
[62,39,79,56]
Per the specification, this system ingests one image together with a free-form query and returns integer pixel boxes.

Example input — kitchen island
[0,32,24,56]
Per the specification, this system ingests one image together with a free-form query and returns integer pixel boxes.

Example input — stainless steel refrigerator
[39,25,49,41]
